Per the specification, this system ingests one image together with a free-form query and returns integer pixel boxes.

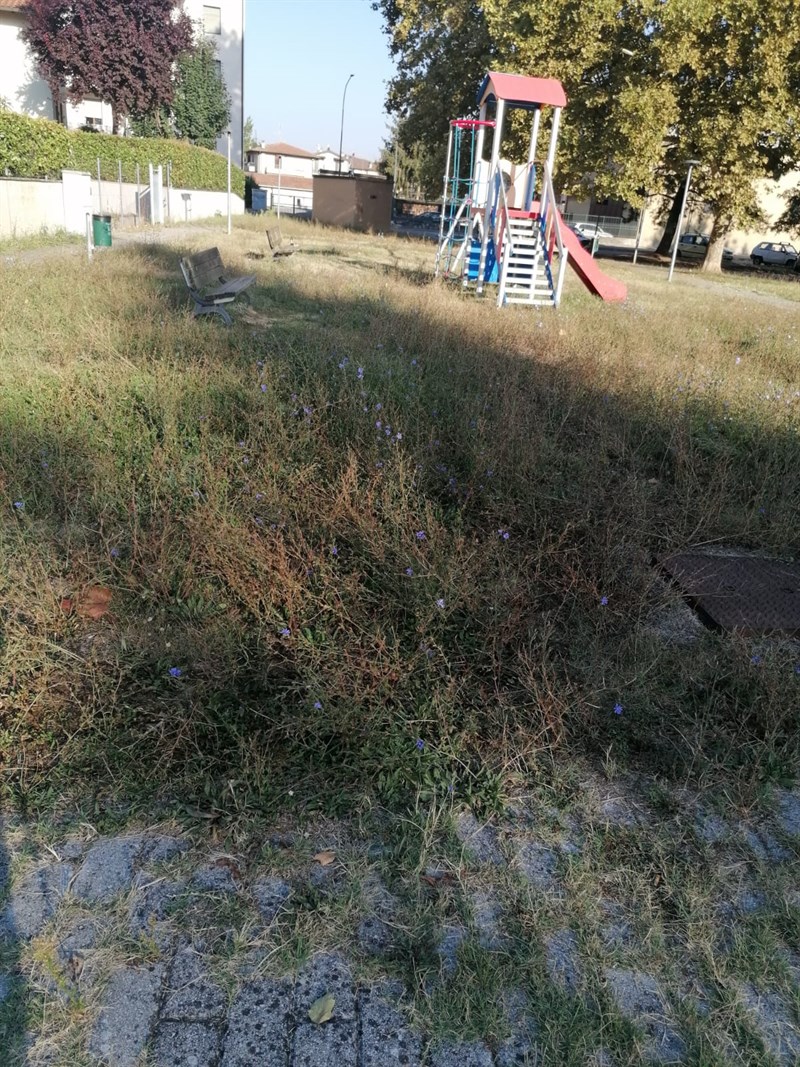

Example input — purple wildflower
[376,420,382,430]
[613,703,623,715]
[110,547,120,559]
[331,545,338,556]
[168,667,182,678]
[436,598,445,609]
[13,501,24,510]
[303,406,313,416]
[357,367,364,380]
[600,596,609,607]
[416,738,425,751]
[375,403,382,411]
[261,383,268,392]
[280,627,291,637]
[405,567,414,577]
[415,531,426,541]
[313,700,323,710]
[498,529,509,540]
[751,654,762,665]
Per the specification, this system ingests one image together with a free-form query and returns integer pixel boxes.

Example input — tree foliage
[22,0,193,131]
[243,116,258,151]
[172,37,230,150]
[374,0,800,271]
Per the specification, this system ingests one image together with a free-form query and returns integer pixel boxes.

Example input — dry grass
[1,214,799,821]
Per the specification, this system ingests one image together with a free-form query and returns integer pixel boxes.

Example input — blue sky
[244,0,397,159]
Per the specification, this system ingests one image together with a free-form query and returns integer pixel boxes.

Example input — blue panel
[466,238,498,281]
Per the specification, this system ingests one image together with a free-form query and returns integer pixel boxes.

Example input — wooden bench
[179,247,256,326]
[266,226,297,258]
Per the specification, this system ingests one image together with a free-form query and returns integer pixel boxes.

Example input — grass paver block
[143,835,192,864]
[514,842,561,890]
[605,968,686,1063]
[72,836,144,902]
[359,982,422,1067]
[252,876,291,924]
[162,946,227,1022]
[737,983,800,1065]
[436,924,467,974]
[429,1039,494,1066]
[774,789,800,837]
[1,862,73,939]
[545,928,582,995]
[193,862,239,893]
[221,978,292,1067]
[454,812,505,865]
[496,987,539,1066]
[87,962,164,1067]
[469,888,507,950]
[292,952,357,1067]
[150,1020,224,1067]
[128,873,187,943]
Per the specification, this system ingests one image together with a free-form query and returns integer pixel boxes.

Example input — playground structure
[434,72,627,307]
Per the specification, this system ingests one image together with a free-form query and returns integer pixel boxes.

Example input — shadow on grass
[0,821,26,1065]
[1,235,799,822]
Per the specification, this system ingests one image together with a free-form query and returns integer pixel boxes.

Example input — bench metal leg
[192,301,232,327]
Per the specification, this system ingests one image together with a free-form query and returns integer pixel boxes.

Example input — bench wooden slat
[179,247,256,326]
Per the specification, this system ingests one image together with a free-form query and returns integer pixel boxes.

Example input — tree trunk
[655,173,688,256]
[701,217,730,274]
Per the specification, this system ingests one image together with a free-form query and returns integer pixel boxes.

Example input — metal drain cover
[661,553,800,635]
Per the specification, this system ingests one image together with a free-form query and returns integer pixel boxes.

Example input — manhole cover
[661,553,800,635]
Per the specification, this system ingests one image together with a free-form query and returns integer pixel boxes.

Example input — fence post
[135,164,140,224]
[118,159,123,219]
[166,160,171,222]
[96,157,102,214]
[148,162,154,225]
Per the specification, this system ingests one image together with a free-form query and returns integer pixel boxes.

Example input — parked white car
[677,233,733,262]
[749,241,798,268]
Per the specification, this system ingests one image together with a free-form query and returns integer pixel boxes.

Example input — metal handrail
[434,195,471,277]
[541,162,568,307]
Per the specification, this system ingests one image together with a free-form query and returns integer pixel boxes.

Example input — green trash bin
[91,214,112,248]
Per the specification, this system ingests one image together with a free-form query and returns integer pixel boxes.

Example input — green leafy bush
[0,111,244,195]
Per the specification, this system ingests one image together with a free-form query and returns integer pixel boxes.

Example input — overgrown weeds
[1,217,799,819]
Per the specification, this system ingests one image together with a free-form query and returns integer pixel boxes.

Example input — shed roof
[477,71,567,110]
[251,172,313,192]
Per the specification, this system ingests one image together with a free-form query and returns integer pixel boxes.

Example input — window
[203,5,221,33]
[214,59,222,80]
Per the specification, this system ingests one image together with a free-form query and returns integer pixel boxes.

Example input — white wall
[0,11,53,119]
[183,0,244,166]
[247,150,313,179]
[0,172,244,237]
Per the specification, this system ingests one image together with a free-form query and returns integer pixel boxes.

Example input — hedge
[0,111,245,196]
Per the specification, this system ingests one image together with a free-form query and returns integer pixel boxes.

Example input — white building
[0,0,244,164]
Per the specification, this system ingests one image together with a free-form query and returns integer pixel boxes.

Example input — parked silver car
[749,241,798,268]
[677,232,733,262]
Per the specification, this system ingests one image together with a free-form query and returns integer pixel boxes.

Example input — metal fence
[562,212,641,239]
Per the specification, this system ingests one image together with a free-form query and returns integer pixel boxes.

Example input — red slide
[556,208,627,302]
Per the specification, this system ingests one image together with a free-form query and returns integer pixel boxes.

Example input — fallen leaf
[308,993,335,1025]
[212,856,242,880]
[78,586,112,620]
[313,849,336,867]
[60,597,74,615]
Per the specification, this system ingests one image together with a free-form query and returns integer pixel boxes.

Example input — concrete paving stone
[737,982,800,1065]
[357,915,395,957]
[605,968,686,1064]
[72,836,144,903]
[599,901,634,949]
[545,928,582,995]
[161,945,227,1022]
[57,837,87,861]
[429,1039,494,1067]
[252,876,292,924]
[496,987,539,1066]
[694,810,730,845]
[454,811,505,865]
[87,962,164,1067]
[359,981,422,1067]
[293,957,359,1066]
[150,1021,224,1067]
[142,834,192,864]
[193,862,239,893]
[0,861,73,939]
[128,873,187,943]
[469,888,507,950]
[741,826,790,863]
[514,842,561,891]
[294,952,356,1021]
[292,1019,358,1067]
[436,924,467,975]
[220,978,293,1067]
[774,788,800,837]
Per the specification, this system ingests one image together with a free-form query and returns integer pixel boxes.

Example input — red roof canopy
[478,72,567,110]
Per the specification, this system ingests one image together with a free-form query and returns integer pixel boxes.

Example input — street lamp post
[226,129,232,235]
[338,73,354,175]
[668,159,700,282]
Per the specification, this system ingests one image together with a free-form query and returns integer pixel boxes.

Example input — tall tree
[243,115,257,151]
[172,37,230,149]
[22,0,193,133]
[375,0,800,272]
